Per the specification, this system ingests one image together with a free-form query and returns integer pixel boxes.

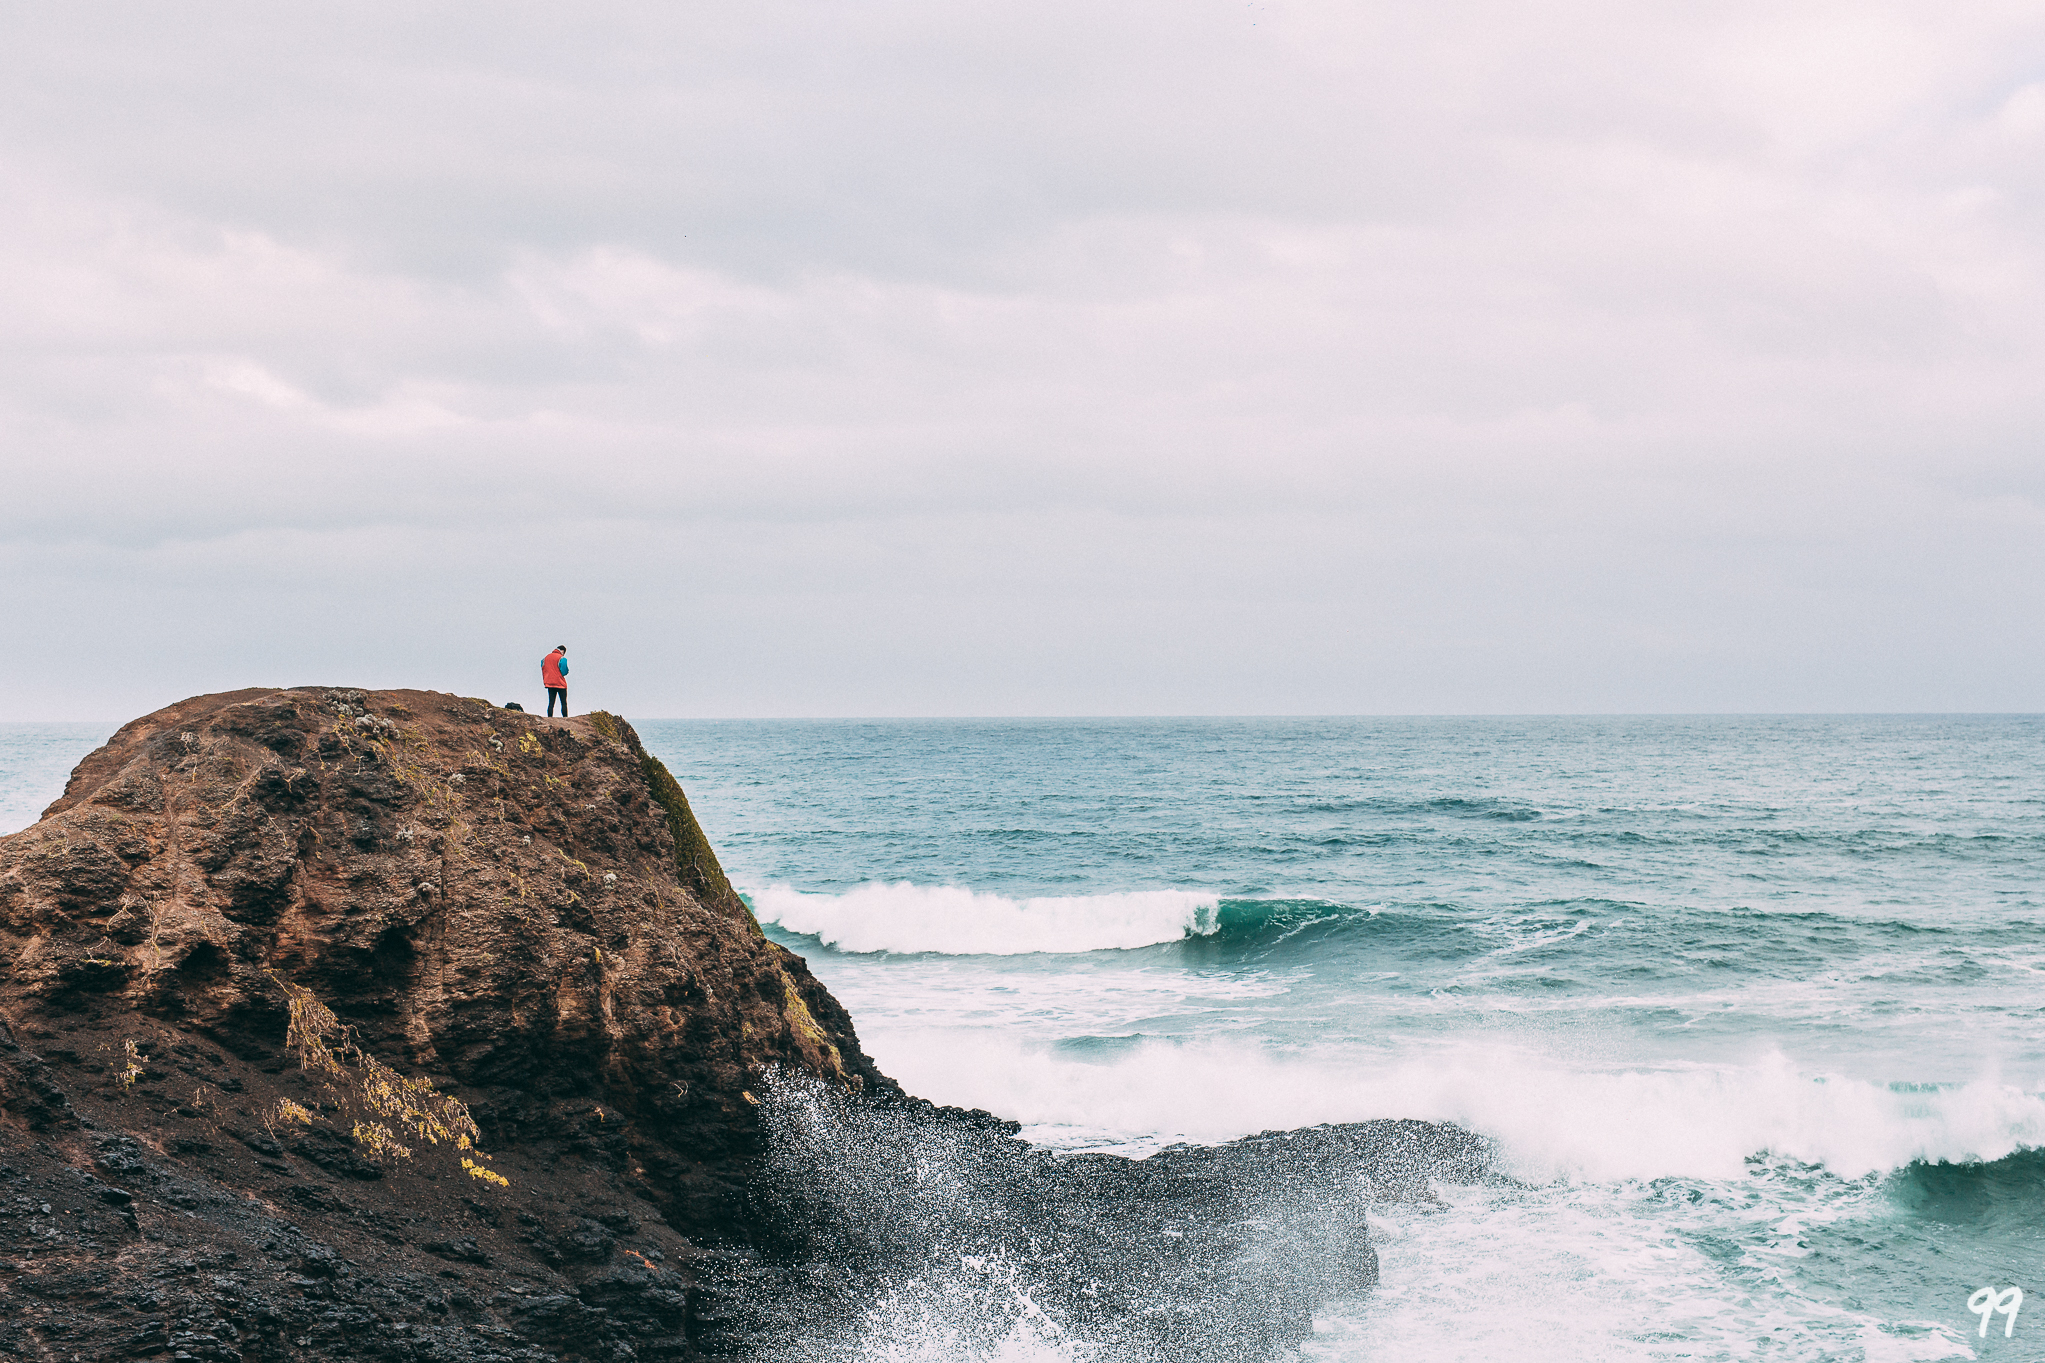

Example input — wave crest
[746,882,1221,956]
[868,1032,2045,1181]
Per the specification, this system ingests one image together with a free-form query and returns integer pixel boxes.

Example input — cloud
[3,1,2044,716]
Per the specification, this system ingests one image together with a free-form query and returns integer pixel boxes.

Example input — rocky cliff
[0,686,891,1361]
[0,687,1487,1363]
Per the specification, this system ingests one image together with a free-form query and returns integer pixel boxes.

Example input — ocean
[7,714,2044,1360]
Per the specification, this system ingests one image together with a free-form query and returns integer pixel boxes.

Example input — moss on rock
[588,711,757,934]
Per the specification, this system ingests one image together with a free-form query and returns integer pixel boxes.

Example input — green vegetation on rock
[588,711,759,933]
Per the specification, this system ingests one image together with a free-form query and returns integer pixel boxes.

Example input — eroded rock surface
[0,687,890,1360]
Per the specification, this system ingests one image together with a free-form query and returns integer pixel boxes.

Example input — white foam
[808,955,1295,1036]
[777,1029,2013,1362]
[1305,1179,1980,1363]
[866,1030,2045,1181]
[746,882,1221,956]
[846,1258,1114,1363]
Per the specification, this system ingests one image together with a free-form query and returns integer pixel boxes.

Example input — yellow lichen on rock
[779,969,846,1079]
[270,1097,315,1127]
[272,974,496,1176]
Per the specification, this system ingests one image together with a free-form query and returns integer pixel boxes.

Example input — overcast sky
[5,1,2043,719]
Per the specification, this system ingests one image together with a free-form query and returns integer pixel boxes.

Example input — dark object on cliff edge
[504,701,525,711]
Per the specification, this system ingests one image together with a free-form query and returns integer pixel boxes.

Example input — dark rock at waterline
[0,686,1491,1360]
[702,1080,1491,1361]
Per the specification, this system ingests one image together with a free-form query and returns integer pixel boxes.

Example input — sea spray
[845,1259,1112,1363]
[719,1073,1484,1362]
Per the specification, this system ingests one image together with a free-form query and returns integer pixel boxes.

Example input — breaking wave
[870,1030,2045,1182]
[744,882,1222,955]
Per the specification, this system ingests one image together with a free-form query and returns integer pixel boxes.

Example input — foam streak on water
[862,1032,2045,1180]
[1312,1178,1979,1363]
[748,882,1221,955]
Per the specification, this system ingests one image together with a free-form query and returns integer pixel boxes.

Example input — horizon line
[7,710,2045,725]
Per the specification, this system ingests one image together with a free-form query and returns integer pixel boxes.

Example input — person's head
[555,645,567,653]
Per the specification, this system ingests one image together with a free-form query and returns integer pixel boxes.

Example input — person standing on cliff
[542,645,570,716]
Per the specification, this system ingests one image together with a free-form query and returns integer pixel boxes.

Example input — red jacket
[541,650,568,689]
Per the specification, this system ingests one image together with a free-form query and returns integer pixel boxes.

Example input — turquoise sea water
[636,716,2045,1362]
[8,715,2045,1359]
[0,723,114,835]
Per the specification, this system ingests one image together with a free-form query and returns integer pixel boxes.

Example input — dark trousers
[546,687,568,716]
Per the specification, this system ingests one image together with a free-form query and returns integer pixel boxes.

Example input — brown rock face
[0,686,891,1231]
